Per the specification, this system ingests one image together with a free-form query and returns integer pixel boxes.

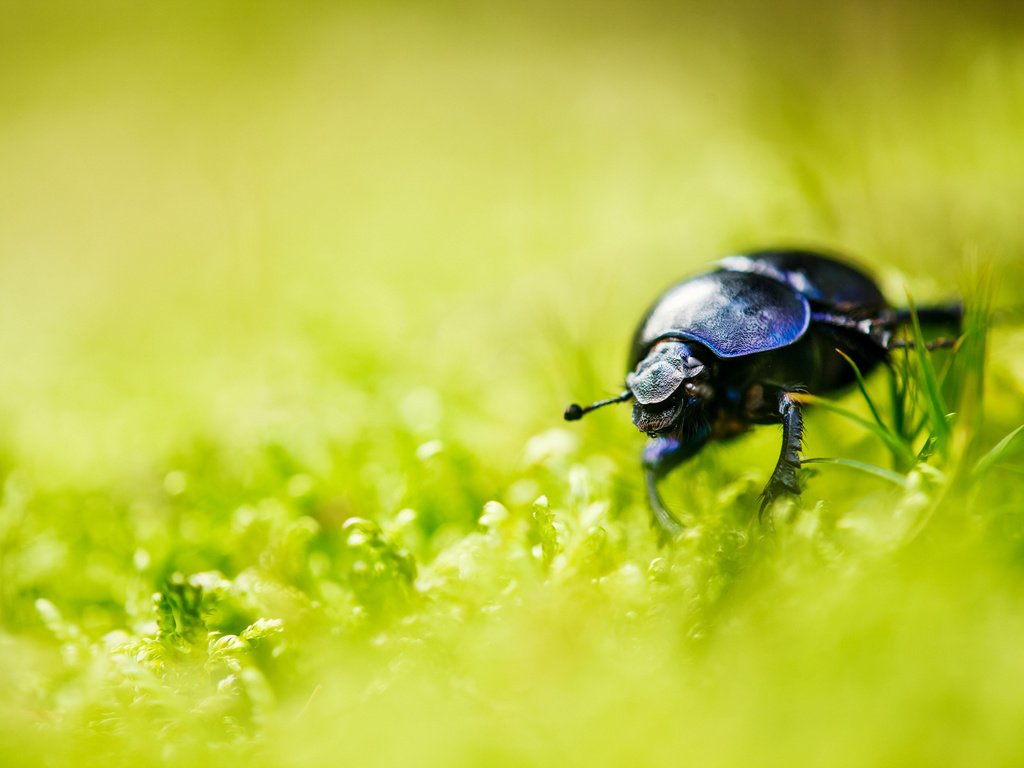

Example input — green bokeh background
[2,1,1024,765]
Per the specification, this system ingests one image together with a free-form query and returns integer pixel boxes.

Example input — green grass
[2,1,1024,765]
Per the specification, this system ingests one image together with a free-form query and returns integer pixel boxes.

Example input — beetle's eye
[684,381,697,394]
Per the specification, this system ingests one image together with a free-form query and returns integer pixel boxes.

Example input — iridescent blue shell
[717,250,886,311]
[631,270,811,362]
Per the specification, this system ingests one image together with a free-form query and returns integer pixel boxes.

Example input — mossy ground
[2,2,1024,766]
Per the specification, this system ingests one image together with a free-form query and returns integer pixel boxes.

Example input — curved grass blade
[802,457,910,488]
[905,289,951,456]
[835,348,885,430]
[950,273,993,468]
[889,360,905,439]
[971,423,1024,479]
[794,393,916,468]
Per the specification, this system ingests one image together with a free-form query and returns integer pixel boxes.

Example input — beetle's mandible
[564,248,961,539]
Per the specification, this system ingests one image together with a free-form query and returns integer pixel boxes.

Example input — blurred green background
[2,0,1024,765]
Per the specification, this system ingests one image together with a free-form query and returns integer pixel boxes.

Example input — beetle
[563,248,961,538]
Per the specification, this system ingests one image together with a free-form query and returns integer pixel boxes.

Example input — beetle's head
[562,339,712,429]
[627,340,712,436]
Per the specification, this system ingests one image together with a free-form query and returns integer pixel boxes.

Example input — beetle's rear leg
[642,437,700,543]
[888,337,958,352]
[883,303,964,351]
[759,392,804,518]
[893,303,964,330]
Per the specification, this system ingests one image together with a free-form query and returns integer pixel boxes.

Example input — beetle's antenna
[564,390,633,421]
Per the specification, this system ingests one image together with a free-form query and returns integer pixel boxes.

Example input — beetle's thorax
[627,340,713,436]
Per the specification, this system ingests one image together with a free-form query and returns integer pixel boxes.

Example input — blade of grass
[971,423,1024,479]
[951,268,992,468]
[916,433,937,462]
[835,348,885,430]
[802,457,911,488]
[907,409,934,446]
[889,359,906,446]
[794,392,916,468]
[905,289,951,456]
[890,345,922,447]
[838,346,920,474]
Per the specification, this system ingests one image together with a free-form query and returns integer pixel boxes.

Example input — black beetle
[564,248,961,538]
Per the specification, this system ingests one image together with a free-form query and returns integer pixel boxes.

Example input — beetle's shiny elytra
[564,248,961,539]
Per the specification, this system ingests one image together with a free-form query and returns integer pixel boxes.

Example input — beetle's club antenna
[564,390,633,421]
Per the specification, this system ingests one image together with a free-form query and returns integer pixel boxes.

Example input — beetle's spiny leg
[644,469,685,543]
[641,436,702,543]
[759,392,804,519]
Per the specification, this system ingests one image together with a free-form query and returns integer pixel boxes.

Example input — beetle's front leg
[759,391,804,517]
[642,436,704,542]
